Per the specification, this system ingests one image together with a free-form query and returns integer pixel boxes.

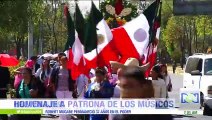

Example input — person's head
[119,66,154,98]
[161,64,168,75]
[207,48,211,54]
[42,58,50,69]
[95,67,107,83]
[110,65,118,74]
[50,60,55,68]
[30,56,38,63]
[58,52,66,62]
[150,65,163,80]
[22,67,33,81]
[60,56,68,66]
[25,60,34,69]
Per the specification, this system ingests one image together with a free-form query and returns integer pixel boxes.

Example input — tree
[0,0,29,58]
[162,16,184,61]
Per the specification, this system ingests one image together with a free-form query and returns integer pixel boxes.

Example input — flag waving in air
[143,0,162,77]
[112,13,150,64]
[64,4,75,70]
[111,0,160,65]
[64,4,85,80]
[84,1,119,69]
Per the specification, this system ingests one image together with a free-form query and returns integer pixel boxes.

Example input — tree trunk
[194,20,198,53]
[51,0,58,53]
[16,43,21,60]
[15,37,24,59]
[184,18,189,54]
[189,18,192,56]
[39,20,43,54]
[203,19,206,52]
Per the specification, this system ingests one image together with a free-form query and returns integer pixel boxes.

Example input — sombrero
[109,58,150,71]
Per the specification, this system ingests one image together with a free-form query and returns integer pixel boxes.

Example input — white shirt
[163,74,172,86]
[35,68,52,82]
[77,74,88,98]
[151,78,167,98]
[113,85,121,98]
[90,77,96,83]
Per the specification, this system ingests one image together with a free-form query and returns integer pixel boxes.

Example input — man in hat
[109,58,150,98]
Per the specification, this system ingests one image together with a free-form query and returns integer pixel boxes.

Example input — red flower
[64,5,68,18]
[115,0,124,15]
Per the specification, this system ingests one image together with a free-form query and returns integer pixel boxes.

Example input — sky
[68,0,100,17]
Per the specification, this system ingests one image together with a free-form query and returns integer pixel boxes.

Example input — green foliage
[0,0,29,57]
[9,60,25,80]
[195,16,212,37]
[161,0,173,28]
[171,50,182,63]
[162,16,183,56]
[161,0,212,61]
[100,0,138,28]
[0,0,67,55]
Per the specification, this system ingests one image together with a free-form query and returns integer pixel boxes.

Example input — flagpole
[99,0,101,12]
[96,43,99,68]
[97,0,100,68]
[146,0,161,63]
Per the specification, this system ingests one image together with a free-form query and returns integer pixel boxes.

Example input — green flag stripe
[143,0,160,44]
[75,3,85,44]
[84,1,103,53]
[65,6,75,51]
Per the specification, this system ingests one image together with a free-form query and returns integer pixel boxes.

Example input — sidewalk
[167,66,184,75]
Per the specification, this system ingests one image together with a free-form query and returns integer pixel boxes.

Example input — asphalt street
[41,73,212,120]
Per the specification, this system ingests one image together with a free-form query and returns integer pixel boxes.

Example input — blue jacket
[84,81,113,98]
[84,81,113,120]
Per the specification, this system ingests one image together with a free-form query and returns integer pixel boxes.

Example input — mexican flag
[64,4,85,80]
[64,4,74,70]
[84,1,119,69]
[144,0,162,77]
[111,0,160,64]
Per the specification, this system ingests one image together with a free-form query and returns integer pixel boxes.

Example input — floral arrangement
[100,0,138,28]
[106,17,127,26]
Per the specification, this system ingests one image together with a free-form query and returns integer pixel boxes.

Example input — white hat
[109,58,150,71]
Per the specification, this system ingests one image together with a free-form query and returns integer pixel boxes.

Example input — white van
[183,53,212,105]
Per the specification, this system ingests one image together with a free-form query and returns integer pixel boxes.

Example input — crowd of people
[0,52,173,120]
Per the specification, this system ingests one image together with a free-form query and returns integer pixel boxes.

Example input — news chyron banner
[0,98,203,115]
[0,99,176,114]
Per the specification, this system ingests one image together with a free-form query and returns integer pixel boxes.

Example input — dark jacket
[203,99,212,116]
[16,78,40,98]
[34,63,40,73]
[51,67,75,91]
[0,66,10,89]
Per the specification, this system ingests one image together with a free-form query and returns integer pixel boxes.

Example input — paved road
[41,73,212,120]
